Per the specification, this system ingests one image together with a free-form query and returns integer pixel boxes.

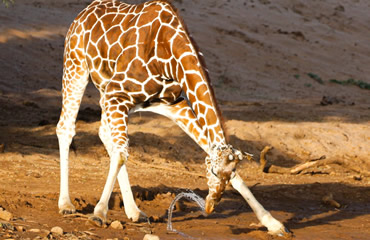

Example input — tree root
[259,146,370,177]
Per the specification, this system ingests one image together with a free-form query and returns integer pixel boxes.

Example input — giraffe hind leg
[56,64,89,215]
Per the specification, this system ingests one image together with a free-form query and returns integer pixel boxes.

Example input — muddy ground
[0,0,369,239]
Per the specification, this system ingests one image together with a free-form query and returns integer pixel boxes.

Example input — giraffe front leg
[98,110,146,222]
[89,150,127,226]
[230,173,290,236]
[90,96,131,227]
[57,132,76,215]
[56,67,89,215]
[117,165,148,222]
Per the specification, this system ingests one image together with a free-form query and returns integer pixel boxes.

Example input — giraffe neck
[168,26,228,153]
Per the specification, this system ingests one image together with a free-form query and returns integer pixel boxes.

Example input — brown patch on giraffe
[137,5,161,27]
[89,71,102,86]
[123,80,143,93]
[122,14,137,30]
[121,28,137,49]
[68,35,78,49]
[106,6,118,14]
[97,38,109,59]
[108,42,122,61]
[93,57,101,69]
[144,79,162,96]
[133,3,145,14]
[100,60,114,79]
[137,25,157,61]
[147,59,165,77]
[84,13,98,31]
[172,35,191,59]
[101,14,118,31]
[160,9,174,24]
[116,47,136,72]
[91,22,105,43]
[126,59,149,81]
[106,26,123,46]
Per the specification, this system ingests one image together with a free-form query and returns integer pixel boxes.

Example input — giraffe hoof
[88,216,106,228]
[59,209,76,215]
[58,204,76,215]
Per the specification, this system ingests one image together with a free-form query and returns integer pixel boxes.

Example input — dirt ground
[0,0,369,239]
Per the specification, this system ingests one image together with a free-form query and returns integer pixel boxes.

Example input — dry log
[259,146,370,177]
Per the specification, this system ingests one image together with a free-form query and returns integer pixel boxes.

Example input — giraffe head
[204,144,244,214]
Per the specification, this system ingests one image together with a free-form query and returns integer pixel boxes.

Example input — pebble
[15,226,25,232]
[109,220,123,230]
[143,234,160,240]
[51,226,64,235]
[28,228,41,233]
[0,209,13,221]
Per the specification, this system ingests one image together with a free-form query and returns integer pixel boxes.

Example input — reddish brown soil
[0,0,369,239]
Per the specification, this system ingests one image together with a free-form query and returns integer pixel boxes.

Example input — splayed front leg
[230,173,290,236]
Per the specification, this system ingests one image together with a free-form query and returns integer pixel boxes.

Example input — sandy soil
[0,0,369,239]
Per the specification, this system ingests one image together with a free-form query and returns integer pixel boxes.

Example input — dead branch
[259,147,370,177]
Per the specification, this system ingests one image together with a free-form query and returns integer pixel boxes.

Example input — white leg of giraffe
[230,173,288,236]
[117,165,146,222]
[92,149,125,223]
[98,110,144,222]
[90,96,131,225]
[98,110,113,157]
[56,69,89,214]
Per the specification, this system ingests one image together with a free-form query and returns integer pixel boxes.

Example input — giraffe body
[56,0,288,235]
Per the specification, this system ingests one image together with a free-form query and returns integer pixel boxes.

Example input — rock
[0,209,13,221]
[28,228,41,233]
[143,234,160,240]
[109,220,123,230]
[15,225,25,232]
[0,222,15,230]
[50,226,64,235]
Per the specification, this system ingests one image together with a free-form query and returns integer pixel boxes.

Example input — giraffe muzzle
[205,197,215,214]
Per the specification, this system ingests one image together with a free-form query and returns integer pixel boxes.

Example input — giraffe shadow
[129,183,370,232]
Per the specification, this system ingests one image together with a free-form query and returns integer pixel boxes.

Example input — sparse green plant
[307,72,324,84]
[330,78,370,90]
[2,0,14,7]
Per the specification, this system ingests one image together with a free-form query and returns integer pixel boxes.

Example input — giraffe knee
[56,121,76,142]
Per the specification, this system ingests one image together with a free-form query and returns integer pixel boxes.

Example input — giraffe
[56,0,289,235]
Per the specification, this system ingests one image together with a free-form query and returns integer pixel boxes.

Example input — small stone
[50,226,63,235]
[109,220,123,230]
[16,226,25,232]
[0,209,13,221]
[143,234,160,240]
[29,228,41,233]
